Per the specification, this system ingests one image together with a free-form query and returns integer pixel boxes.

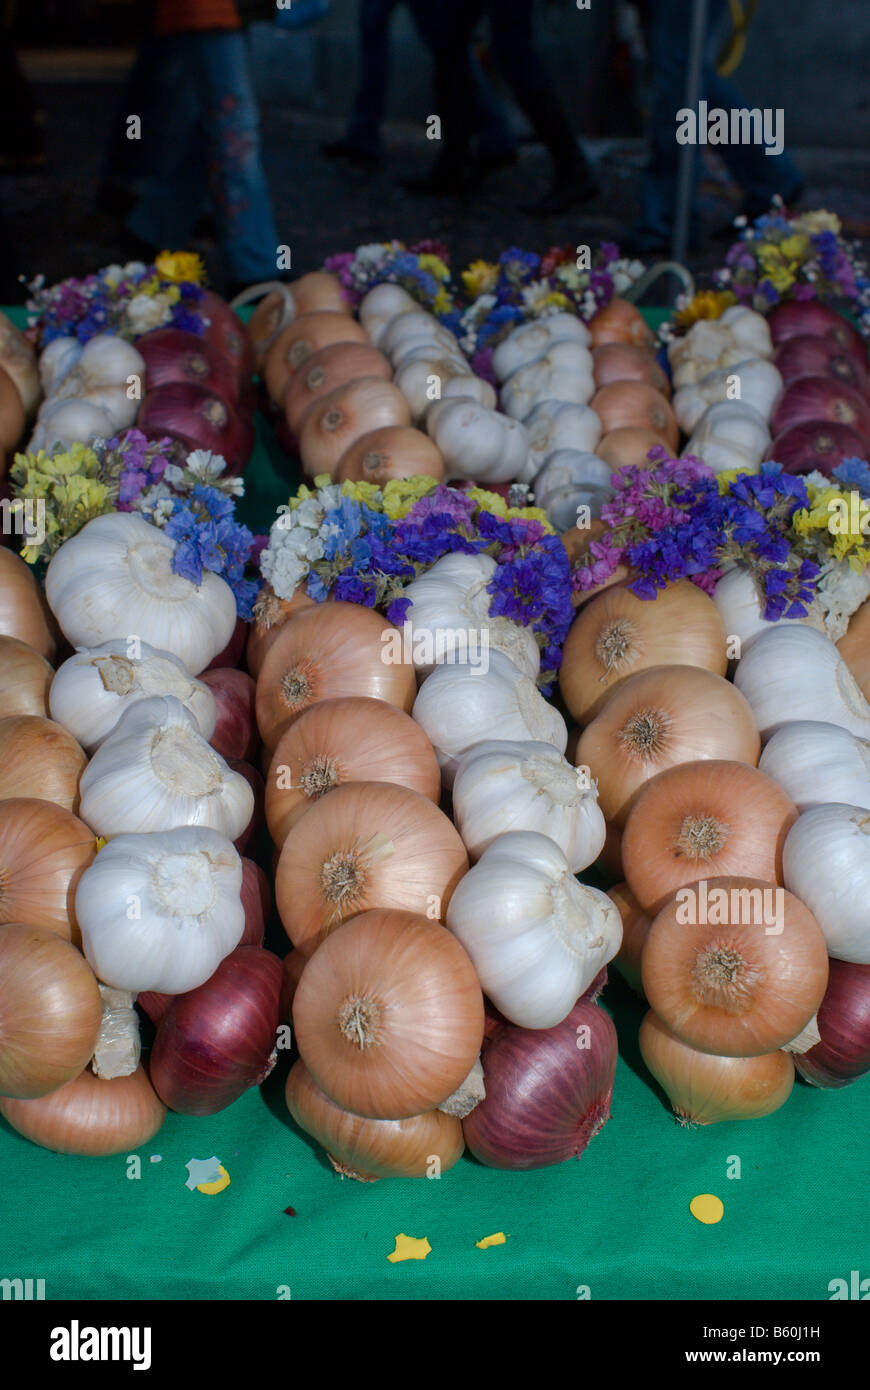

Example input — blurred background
[2,0,868,294]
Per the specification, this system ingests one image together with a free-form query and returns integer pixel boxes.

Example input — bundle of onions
[299,378,412,479]
[559,582,728,725]
[621,760,797,913]
[642,876,828,1055]
[255,602,416,752]
[0,716,86,812]
[576,665,760,826]
[286,1060,464,1181]
[283,342,392,432]
[794,959,870,1088]
[265,311,367,407]
[770,376,870,442]
[0,1065,165,1155]
[0,364,25,450]
[287,270,349,318]
[246,584,316,679]
[276,781,468,956]
[0,637,53,717]
[0,799,96,939]
[767,299,868,367]
[838,598,870,700]
[462,996,617,1170]
[607,881,652,993]
[149,945,283,1115]
[0,549,57,658]
[589,298,655,351]
[592,343,671,397]
[138,383,254,475]
[199,290,255,383]
[335,424,444,485]
[137,327,241,408]
[292,909,484,1118]
[265,696,440,845]
[590,382,679,451]
[596,427,670,472]
[639,1011,795,1124]
[775,334,870,398]
[766,420,868,475]
[0,923,102,1097]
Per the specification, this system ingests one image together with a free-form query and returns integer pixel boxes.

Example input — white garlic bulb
[492,314,591,381]
[524,399,603,473]
[402,552,540,680]
[783,804,870,963]
[759,722,870,813]
[733,625,870,742]
[500,342,595,421]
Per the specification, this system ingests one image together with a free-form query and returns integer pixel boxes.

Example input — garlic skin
[532,450,613,508]
[359,283,419,348]
[28,397,117,454]
[381,309,462,365]
[50,638,217,752]
[452,739,606,871]
[500,342,595,421]
[492,313,591,381]
[91,985,141,1079]
[783,804,870,963]
[682,400,771,474]
[673,358,782,433]
[412,650,567,787]
[445,830,622,1028]
[733,625,870,742]
[669,306,773,385]
[759,722,870,812]
[524,400,603,473]
[79,695,254,840]
[45,512,237,675]
[427,397,530,483]
[402,552,540,681]
[76,825,245,993]
[393,351,473,422]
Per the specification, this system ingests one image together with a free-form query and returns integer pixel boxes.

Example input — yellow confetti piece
[197,1165,231,1195]
[476,1232,507,1249]
[690,1193,724,1225]
[387,1234,431,1263]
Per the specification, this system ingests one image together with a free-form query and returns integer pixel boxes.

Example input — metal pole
[671,0,709,264]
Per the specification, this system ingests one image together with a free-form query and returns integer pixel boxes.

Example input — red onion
[229,757,265,856]
[200,291,256,384]
[770,376,870,443]
[463,997,617,1170]
[775,335,870,399]
[768,301,868,368]
[138,383,254,476]
[138,328,240,407]
[794,959,870,1089]
[203,616,249,672]
[240,857,269,947]
[200,668,258,761]
[137,991,171,1025]
[149,945,283,1115]
[280,948,306,1020]
[767,420,869,475]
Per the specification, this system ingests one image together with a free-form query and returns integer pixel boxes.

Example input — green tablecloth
[1,305,867,1303]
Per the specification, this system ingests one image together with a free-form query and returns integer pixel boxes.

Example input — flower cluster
[9,441,114,563]
[26,251,208,348]
[323,240,459,326]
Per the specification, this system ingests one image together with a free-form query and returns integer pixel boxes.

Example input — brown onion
[247,286,296,367]
[596,426,671,471]
[0,799,96,940]
[0,715,85,812]
[299,377,412,480]
[138,383,254,476]
[246,584,316,678]
[284,341,393,433]
[0,1064,165,1155]
[199,290,255,382]
[0,310,40,415]
[794,959,870,1088]
[0,636,53,717]
[607,881,652,993]
[770,376,870,442]
[775,334,870,398]
[0,549,57,658]
[0,923,102,1097]
[336,424,445,485]
[591,382,679,451]
[592,342,671,397]
[200,667,258,761]
[289,271,350,318]
[589,298,655,351]
[767,300,868,368]
[0,363,25,451]
[138,327,241,407]
[838,598,870,701]
[639,1010,795,1124]
[265,311,367,407]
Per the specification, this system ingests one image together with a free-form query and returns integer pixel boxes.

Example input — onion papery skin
[838,598,870,701]
[228,756,265,856]
[276,780,468,956]
[265,695,440,845]
[0,549,56,659]
[621,759,797,914]
[149,945,283,1115]
[0,923,102,1097]
[0,1065,166,1155]
[608,881,652,993]
[770,375,870,442]
[560,582,728,725]
[299,377,412,480]
[577,664,760,826]
[137,327,240,407]
[767,300,869,367]
[0,715,85,813]
[639,1011,795,1124]
[246,584,316,679]
[0,363,25,451]
[292,909,484,1119]
[766,419,868,475]
[289,271,350,318]
[0,637,53,717]
[255,601,416,752]
[589,298,655,351]
[265,311,367,407]
[138,383,254,476]
[775,334,870,398]
[592,343,671,397]
[335,425,445,486]
[0,799,96,940]
[286,1060,464,1181]
[247,286,295,367]
[596,427,670,472]
[590,382,679,451]
[203,616,248,672]
[284,341,393,433]
[200,668,258,761]
[462,998,617,1170]
[240,856,269,947]
[199,290,256,382]
[641,876,829,1056]
[794,959,870,1088]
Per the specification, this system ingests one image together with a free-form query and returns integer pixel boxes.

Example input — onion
[838,599,870,701]
[255,601,416,752]
[203,615,248,672]
[336,424,445,485]
[265,695,440,845]
[0,637,53,717]
[0,363,25,451]
[639,1011,795,1124]
[766,419,868,475]
[227,756,265,856]
[0,310,40,415]
[592,342,671,397]
[265,311,367,407]
[283,341,392,433]
[775,334,870,398]
[200,668,258,761]
[246,585,316,679]
[591,382,679,451]
[596,427,671,471]
[276,780,468,956]
[246,285,296,367]
[0,799,96,940]
[767,300,868,368]
[0,923,102,1097]
[281,948,306,1016]
[286,1059,465,1181]
[137,327,240,407]
[240,856,270,947]
[607,881,652,993]
[299,377,412,480]
[292,908,484,1119]
[0,1064,165,1155]
[199,290,255,382]
[0,549,57,658]
[136,991,171,1026]
[589,298,655,351]
[149,945,283,1115]
[462,995,617,1170]
[770,376,870,442]
[641,876,828,1056]
[138,383,254,476]
[794,959,870,1088]
[0,715,86,812]
[289,271,349,317]
[621,759,797,913]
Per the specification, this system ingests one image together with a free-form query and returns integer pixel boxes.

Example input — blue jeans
[638,0,802,244]
[127,31,279,283]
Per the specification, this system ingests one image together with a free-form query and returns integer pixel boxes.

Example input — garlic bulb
[412,650,567,787]
[452,739,606,871]
[669,306,773,385]
[524,399,603,473]
[49,638,217,752]
[359,283,419,348]
[45,512,237,675]
[427,398,530,482]
[392,351,483,421]
[492,314,591,382]
[683,400,771,474]
[28,397,117,454]
[500,342,595,420]
[445,831,622,1027]
[381,310,461,365]
[783,804,870,963]
[759,722,870,812]
[713,567,790,651]
[76,826,245,992]
[532,450,613,507]
[402,552,540,679]
[47,333,145,433]
[733,625,870,742]
[39,337,83,396]
[673,358,783,433]
[79,695,254,840]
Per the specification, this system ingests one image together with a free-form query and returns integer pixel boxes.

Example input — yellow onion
[0,715,86,812]
[298,377,412,480]
[284,341,393,434]
[592,342,671,397]
[0,363,25,451]
[0,799,96,940]
[265,311,367,407]
[589,298,655,350]
[0,549,57,659]
[0,923,102,1097]
[838,598,870,702]
[607,881,652,993]
[596,427,670,471]
[591,381,679,451]
[289,271,350,317]
[0,636,53,717]
[335,424,445,485]
[0,1065,165,1154]
[639,1010,795,1124]
[246,583,316,679]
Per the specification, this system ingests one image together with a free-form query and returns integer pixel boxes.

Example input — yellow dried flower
[155,250,207,285]
[675,289,737,331]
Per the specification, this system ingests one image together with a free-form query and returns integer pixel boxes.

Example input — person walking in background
[629,0,803,254]
[125,0,280,290]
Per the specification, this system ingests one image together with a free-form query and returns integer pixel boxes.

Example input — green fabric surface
[1,302,867,1303]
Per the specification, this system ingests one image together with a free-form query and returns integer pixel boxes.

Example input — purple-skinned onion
[795,959,870,1088]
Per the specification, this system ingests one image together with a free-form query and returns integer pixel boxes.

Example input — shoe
[521,172,600,217]
[321,139,379,168]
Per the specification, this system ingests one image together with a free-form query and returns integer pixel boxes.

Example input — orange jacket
[154,0,241,35]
